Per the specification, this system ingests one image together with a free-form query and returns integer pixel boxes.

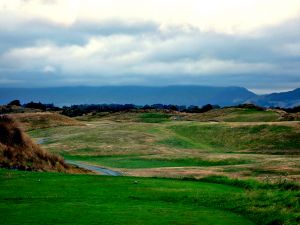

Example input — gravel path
[66,160,122,176]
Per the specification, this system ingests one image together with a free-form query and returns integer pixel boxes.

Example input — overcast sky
[0,0,300,93]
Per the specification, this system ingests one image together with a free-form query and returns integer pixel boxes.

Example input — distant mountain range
[247,88,300,108]
[0,86,299,107]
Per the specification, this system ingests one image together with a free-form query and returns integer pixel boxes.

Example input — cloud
[0,1,300,92]
[1,20,298,74]
[0,18,159,54]
[42,65,56,73]
[5,0,300,33]
[21,0,58,4]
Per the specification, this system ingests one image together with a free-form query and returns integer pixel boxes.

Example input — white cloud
[279,43,300,56]
[1,0,300,33]
[0,34,279,77]
[42,65,56,73]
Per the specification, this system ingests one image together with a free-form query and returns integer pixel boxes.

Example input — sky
[0,0,300,93]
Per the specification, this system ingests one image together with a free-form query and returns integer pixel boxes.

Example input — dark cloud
[0,18,159,53]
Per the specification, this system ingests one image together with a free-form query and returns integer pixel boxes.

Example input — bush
[24,102,46,111]
[7,100,21,107]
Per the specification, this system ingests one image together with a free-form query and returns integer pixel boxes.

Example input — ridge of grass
[64,155,251,168]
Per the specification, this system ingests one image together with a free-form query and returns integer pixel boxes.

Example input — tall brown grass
[0,115,71,172]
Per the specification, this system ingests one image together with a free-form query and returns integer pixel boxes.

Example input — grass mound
[166,123,300,153]
[10,112,81,131]
[186,108,281,122]
[0,115,74,172]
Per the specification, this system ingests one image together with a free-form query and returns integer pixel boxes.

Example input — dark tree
[187,105,200,113]
[200,104,213,113]
[24,102,46,111]
[7,100,21,107]
[236,103,264,111]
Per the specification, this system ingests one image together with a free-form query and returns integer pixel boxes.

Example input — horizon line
[0,85,298,95]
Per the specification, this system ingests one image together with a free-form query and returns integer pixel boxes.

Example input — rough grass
[29,122,158,156]
[9,112,81,131]
[186,108,281,122]
[1,169,300,225]
[222,109,281,122]
[28,115,300,181]
[165,123,300,153]
[30,117,300,181]
[198,175,300,191]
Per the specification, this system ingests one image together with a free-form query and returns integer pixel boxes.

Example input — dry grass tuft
[0,115,87,173]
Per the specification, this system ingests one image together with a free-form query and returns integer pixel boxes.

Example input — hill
[0,86,256,106]
[9,112,82,131]
[1,86,300,108]
[249,88,300,107]
[0,115,84,173]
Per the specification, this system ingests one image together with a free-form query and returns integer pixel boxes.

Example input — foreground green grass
[1,169,299,225]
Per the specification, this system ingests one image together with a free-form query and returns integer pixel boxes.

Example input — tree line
[2,99,300,117]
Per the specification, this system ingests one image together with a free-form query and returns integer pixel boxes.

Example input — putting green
[0,169,254,225]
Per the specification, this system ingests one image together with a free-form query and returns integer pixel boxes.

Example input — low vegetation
[27,109,300,182]
[1,106,299,225]
[184,108,283,122]
[165,123,300,153]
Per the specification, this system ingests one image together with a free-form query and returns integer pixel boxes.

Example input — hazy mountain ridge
[0,86,299,107]
[248,88,300,108]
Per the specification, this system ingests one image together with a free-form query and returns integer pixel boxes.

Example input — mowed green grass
[0,169,251,225]
[139,113,172,123]
[1,169,300,225]
[64,155,250,168]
